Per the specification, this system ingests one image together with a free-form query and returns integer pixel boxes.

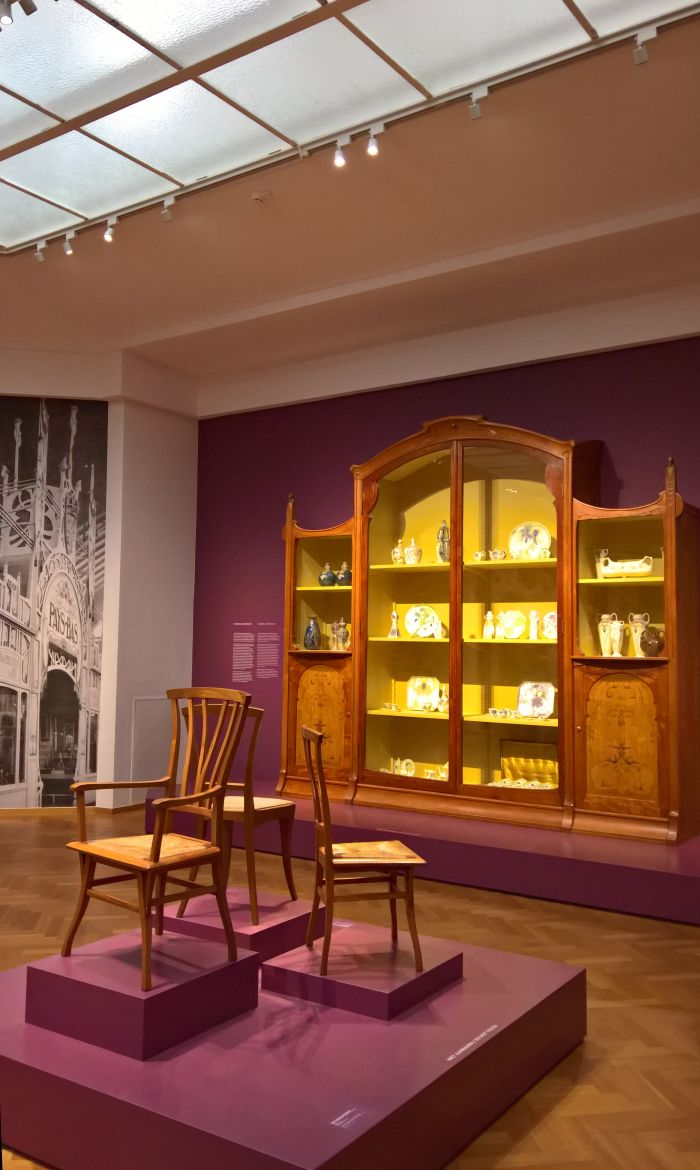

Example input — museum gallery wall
[193,336,700,786]
[0,397,107,808]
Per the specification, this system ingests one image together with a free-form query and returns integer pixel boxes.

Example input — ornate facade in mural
[0,398,106,807]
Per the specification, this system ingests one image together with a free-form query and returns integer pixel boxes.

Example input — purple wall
[193,337,700,783]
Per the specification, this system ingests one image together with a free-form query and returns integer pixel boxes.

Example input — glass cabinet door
[461,446,560,799]
[364,449,451,785]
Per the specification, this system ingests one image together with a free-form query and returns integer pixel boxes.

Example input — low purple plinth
[262,923,463,1018]
[164,886,325,960]
[25,931,260,1059]
[1,937,586,1170]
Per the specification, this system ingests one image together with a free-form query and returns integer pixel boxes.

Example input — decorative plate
[541,611,558,640]
[406,676,440,712]
[404,604,443,639]
[499,609,527,639]
[517,681,556,719]
[508,521,552,560]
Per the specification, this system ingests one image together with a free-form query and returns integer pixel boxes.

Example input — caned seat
[302,726,425,976]
[62,688,250,991]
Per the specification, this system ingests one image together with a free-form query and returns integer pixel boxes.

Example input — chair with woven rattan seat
[301,725,425,976]
[62,687,251,991]
[176,705,297,926]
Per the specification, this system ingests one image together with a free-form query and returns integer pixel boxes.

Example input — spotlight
[633,26,656,64]
[468,85,488,120]
[333,135,351,169]
[62,232,75,256]
[19,0,38,13]
[366,123,383,157]
[161,195,175,222]
[103,216,117,243]
[33,240,46,263]
[0,2,13,26]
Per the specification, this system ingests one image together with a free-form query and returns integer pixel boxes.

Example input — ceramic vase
[529,609,540,640]
[336,617,350,650]
[388,609,400,638]
[336,560,352,585]
[303,616,321,650]
[391,538,405,565]
[598,612,614,657]
[610,617,626,658]
[640,625,665,657]
[318,562,337,586]
[435,519,450,563]
[483,610,495,640]
[405,538,423,565]
[629,611,650,657]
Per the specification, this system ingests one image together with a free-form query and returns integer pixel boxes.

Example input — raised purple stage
[262,923,464,1019]
[227,795,700,925]
[163,886,325,959]
[0,935,585,1170]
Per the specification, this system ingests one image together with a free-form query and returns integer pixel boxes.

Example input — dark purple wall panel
[193,337,700,782]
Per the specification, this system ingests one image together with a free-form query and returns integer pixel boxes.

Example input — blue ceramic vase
[304,616,321,649]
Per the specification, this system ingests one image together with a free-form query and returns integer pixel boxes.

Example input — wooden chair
[62,687,251,991]
[221,706,297,925]
[302,726,425,976]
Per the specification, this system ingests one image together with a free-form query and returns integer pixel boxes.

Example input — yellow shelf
[296,585,352,592]
[370,562,450,571]
[578,577,664,584]
[464,638,557,645]
[368,636,448,643]
[463,714,558,727]
[464,558,557,568]
[367,708,448,720]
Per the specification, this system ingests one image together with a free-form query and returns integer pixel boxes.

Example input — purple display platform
[164,885,326,959]
[25,931,260,1060]
[262,923,463,1019]
[0,939,585,1170]
[242,794,700,926]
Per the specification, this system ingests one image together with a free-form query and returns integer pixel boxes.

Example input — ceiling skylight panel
[0,1,173,121]
[203,19,421,144]
[86,82,287,185]
[0,133,176,219]
[0,90,59,151]
[91,0,322,68]
[347,0,589,95]
[576,1,690,35]
[0,182,82,249]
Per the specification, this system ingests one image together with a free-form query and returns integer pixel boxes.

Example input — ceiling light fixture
[0,2,13,26]
[103,216,117,243]
[633,25,657,64]
[161,195,175,222]
[0,0,38,27]
[367,123,384,157]
[468,85,489,120]
[333,135,351,168]
[33,240,46,263]
[62,232,75,257]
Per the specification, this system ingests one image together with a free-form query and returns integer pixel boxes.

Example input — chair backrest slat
[167,688,251,803]
[301,726,333,857]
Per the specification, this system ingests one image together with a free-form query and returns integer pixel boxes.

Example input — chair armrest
[150,787,224,862]
[152,787,223,811]
[71,777,170,793]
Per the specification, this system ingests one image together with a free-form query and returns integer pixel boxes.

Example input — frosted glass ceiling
[0,0,694,252]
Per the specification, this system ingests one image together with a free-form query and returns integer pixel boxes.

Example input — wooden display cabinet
[351,417,600,829]
[278,497,354,800]
[571,460,700,841]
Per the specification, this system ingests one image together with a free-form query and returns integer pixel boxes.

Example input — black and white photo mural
[0,397,107,808]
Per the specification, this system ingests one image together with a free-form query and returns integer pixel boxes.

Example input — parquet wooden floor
[1,809,699,1170]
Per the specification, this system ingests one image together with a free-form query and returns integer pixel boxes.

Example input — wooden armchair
[302,726,425,976]
[176,706,297,926]
[62,687,250,991]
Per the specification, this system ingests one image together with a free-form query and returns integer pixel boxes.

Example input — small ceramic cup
[474,550,488,561]
[489,548,507,560]
[424,768,437,780]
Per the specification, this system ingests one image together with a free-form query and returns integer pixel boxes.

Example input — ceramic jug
[318,562,337,587]
[336,561,352,585]
[629,612,650,657]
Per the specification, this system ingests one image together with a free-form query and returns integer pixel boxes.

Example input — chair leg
[137,872,155,992]
[213,855,237,963]
[306,860,323,947]
[154,873,167,936]
[389,872,398,941]
[404,869,423,973]
[320,871,334,977]
[61,855,96,957]
[244,822,259,927]
[279,813,298,902]
[175,864,199,919]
